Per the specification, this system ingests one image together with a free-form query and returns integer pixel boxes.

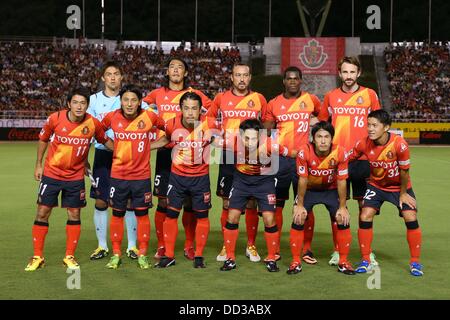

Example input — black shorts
[362,184,417,216]
[275,156,298,201]
[153,148,172,198]
[347,160,370,200]
[300,189,339,217]
[228,171,277,213]
[216,149,236,198]
[37,175,86,208]
[167,173,211,212]
[109,178,153,211]
[90,148,113,202]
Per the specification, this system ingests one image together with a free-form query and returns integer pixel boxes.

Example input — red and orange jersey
[296,143,348,190]
[143,86,212,141]
[263,92,321,152]
[206,90,267,149]
[349,134,411,192]
[235,136,286,176]
[39,110,108,181]
[165,117,217,177]
[102,109,165,180]
[318,86,381,156]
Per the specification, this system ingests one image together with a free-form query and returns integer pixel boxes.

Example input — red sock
[331,220,339,252]
[303,211,315,253]
[407,228,422,263]
[194,217,210,257]
[337,227,352,264]
[224,227,239,261]
[264,229,278,261]
[289,227,304,263]
[182,210,197,250]
[136,215,151,256]
[65,221,81,256]
[163,217,178,258]
[358,227,373,262]
[245,208,259,246]
[220,208,228,233]
[110,216,124,256]
[154,210,166,248]
[32,223,48,257]
[275,207,283,252]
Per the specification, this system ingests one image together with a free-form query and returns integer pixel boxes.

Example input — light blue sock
[94,208,108,250]
[125,210,137,249]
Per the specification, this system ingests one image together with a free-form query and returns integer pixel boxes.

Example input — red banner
[281,37,345,75]
[0,128,41,140]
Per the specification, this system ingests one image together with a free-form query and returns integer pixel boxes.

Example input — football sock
[110,215,124,256]
[224,222,239,261]
[406,221,422,263]
[136,215,150,256]
[275,206,283,252]
[94,206,108,249]
[155,207,167,248]
[331,219,339,252]
[32,221,49,257]
[358,221,373,262]
[303,211,315,253]
[194,217,210,257]
[65,220,81,256]
[264,225,279,261]
[337,224,352,264]
[125,210,137,250]
[163,217,178,259]
[245,208,259,246]
[182,210,197,250]
[290,223,304,263]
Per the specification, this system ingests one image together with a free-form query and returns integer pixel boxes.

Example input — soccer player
[154,92,217,269]
[263,66,321,262]
[206,62,268,263]
[219,119,285,273]
[143,57,212,261]
[317,56,381,266]
[101,84,166,270]
[350,110,423,276]
[25,87,113,271]
[288,121,355,275]
[88,61,143,261]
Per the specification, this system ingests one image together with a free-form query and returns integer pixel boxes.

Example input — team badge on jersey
[357,96,364,104]
[247,100,255,108]
[386,151,394,159]
[267,194,276,205]
[329,158,336,167]
[82,126,90,135]
[300,102,306,110]
[138,120,146,130]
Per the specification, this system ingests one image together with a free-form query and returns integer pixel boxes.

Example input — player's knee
[194,210,208,219]
[36,206,51,221]
[222,199,229,210]
[95,199,108,210]
[134,208,148,217]
[112,209,126,217]
[166,208,180,219]
[262,213,275,226]
[67,208,81,220]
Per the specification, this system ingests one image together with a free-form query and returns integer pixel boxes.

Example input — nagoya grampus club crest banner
[281,37,345,75]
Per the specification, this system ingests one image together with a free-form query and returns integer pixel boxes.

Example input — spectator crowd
[385,42,450,122]
[0,41,241,119]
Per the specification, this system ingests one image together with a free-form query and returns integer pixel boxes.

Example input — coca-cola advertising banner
[281,37,345,75]
[0,128,41,140]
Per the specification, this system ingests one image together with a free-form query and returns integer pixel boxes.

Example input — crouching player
[101,85,166,270]
[288,121,355,275]
[351,110,423,276]
[25,87,113,271]
[155,92,216,269]
[220,119,286,272]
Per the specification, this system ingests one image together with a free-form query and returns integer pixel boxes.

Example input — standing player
[101,85,166,270]
[349,110,423,276]
[155,92,217,269]
[206,63,268,263]
[88,61,141,261]
[288,121,355,275]
[219,119,286,272]
[25,87,113,271]
[317,56,381,266]
[263,66,321,262]
[143,57,212,261]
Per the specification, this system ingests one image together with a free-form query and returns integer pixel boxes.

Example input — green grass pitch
[1,142,449,300]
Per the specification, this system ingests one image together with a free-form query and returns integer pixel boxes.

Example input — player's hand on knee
[336,207,350,226]
[293,205,307,225]
[399,193,416,210]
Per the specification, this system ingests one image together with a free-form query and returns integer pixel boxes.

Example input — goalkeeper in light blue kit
[87,61,148,260]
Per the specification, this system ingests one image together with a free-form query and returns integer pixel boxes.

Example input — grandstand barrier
[391,122,450,140]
